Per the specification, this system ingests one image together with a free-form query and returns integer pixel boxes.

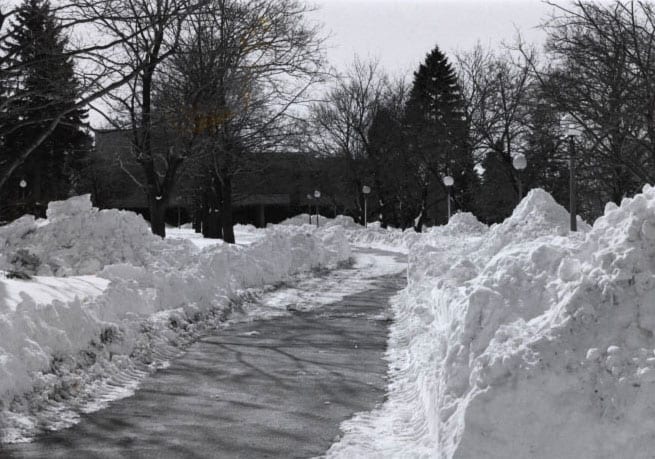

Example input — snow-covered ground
[167,223,266,248]
[325,187,655,458]
[5,186,655,457]
[0,195,351,442]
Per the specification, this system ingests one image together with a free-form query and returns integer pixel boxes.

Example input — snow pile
[328,187,655,458]
[277,213,360,230]
[0,194,181,276]
[276,213,315,227]
[426,211,487,237]
[0,196,350,440]
[344,226,419,252]
[276,213,417,252]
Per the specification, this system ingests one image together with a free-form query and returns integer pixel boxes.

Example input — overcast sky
[307,0,555,77]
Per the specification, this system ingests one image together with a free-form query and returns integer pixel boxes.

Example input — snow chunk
[45,194,94,222]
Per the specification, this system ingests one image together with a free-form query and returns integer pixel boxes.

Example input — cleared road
[2,249,405,458]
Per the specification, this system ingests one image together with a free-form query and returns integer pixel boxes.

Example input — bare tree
[0,0,197,202]
[309,57,387,219]
[366,76,418,228]
[66,0,205,237]
[535,0,655,207]
[158,0,325,243]
[456,44,534,217]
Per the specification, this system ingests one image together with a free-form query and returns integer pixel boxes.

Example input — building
[90,129,331,227]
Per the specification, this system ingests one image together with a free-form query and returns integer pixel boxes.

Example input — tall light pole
[568,136,577,232]
[19,179,27,213]
[443,175,454,222]
[306,193,313,224]
[362,185,371,228]
[314,190,321,227]
[512,153,527,201]
[562,114,578,232]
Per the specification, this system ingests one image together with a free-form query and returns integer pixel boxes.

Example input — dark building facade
[90,129,333,227]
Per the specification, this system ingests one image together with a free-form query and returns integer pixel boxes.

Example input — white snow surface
[327,187,655,458]
[0,195,350,442]
[8,186,655,456]
[277,213,420,253]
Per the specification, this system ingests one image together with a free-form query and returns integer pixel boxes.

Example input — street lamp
[512,153,527,201]
[562,115,579,232]
[306,193,313,224]
[443,175,454,222]
[362,185,371,228]
[314,190,321,227]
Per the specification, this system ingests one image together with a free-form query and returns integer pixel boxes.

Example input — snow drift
[328,187,655,458]
[0,195,350,441]
[277,213,421,253]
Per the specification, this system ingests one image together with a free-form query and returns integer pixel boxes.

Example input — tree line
[2,0,655,239]
[311,0,655,229]
[0,0,324,241]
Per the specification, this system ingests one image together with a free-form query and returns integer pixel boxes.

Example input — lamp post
[512,153,527,201]
[568,136,577,232]
[306,193,313,224]
[362,185,371,228]
[19,179,27,212]
[443,175,454,222]
[314,190,321,227]
[562,115,579,232]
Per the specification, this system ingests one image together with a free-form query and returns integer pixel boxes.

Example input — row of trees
[310,51,477,229]
[4,0,655,237]
[0,0,325,240]
[312,0,655,228]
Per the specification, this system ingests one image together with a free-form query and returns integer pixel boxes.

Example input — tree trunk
[149,196,167,238]
[203,208,222,238]
[193,208,202,233]
[221,177,235,244]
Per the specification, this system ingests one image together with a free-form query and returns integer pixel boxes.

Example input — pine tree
[404,45,477,227]
[1,0,91,218]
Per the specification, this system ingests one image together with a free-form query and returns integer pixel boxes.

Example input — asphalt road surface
[1,249,405,459]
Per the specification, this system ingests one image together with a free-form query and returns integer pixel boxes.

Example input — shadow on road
[2,253,406,459]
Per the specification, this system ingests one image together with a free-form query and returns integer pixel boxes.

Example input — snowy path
[1,248,406,458]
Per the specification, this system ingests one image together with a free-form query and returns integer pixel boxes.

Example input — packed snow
[327,187,655,458]
[0,195,351,442]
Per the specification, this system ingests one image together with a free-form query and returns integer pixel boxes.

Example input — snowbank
[328,187,655,458]
[277,213,422,253]
[277,213,360,230]
[0,195,350,440]
[0,195,173,276]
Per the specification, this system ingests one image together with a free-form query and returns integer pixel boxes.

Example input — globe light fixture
[19,179,27,188]
[512,153,527,171]
[443,175,454,221]
[314,190,321,227]
[512,154,527,201]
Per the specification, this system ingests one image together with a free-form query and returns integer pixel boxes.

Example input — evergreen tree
[404,45,477,227]
[1,0,91,218]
